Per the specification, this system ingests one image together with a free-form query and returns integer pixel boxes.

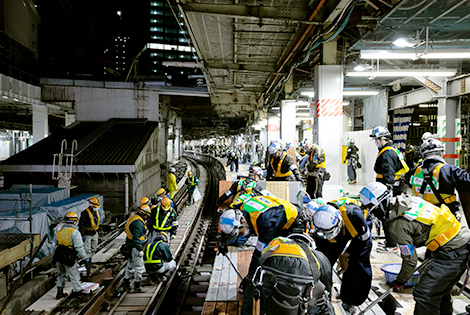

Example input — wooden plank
[115,305,146,311]
[217,254,230,301]
[226,301,238,315]
[206,254,223,301]
[0,234,40,269]
[215,302,228,314]
[227,251,238,301]
[202,301,216,315]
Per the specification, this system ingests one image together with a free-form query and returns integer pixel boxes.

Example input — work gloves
[390,280,405,292]
[336,253,350,275]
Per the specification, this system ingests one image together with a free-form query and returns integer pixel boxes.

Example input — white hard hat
[267,141,281,155]
[249,166,263,178]
[421,138,444,157]
[219,209,243,240]
[170,167,176,173]
[313,205,343,239]
[359,182,392,211]
[349,138,355,144]
[421,132,434,141]
[369,126,391,139]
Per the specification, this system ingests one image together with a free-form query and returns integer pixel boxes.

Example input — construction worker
[250,236,334,315]
[218,195,301,314]
[78,197,102,261]
[53,212,88,299]
[167,167,178,199]
[360,182,470,314]
[150,197,178,238]
[311,203,372,314]
[185,171,199,205]
[227,151,239,172]
[405,138,470,217]
[306,143,327,198]
[217,165,264,208]
[144,232,176,282]
[370,126,409,252]
[344,138,359,184]
[266,140,302,181]
[122,205,151,293]
[140,196,152,207]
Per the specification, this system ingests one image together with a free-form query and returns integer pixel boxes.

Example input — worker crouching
[252,236,334,315]
[144,232,176,282]
[54,212,89,299]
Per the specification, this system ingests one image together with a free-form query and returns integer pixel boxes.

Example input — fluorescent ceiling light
[342,90,379,96]
[353,65,367,71]
[393,38,415,48]
[361,49,470,60]
[346,69,456,77]
[271,107,280,110]
[301,91,315,98]
[342,101,350,106]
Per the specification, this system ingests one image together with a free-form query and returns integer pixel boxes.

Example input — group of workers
[216,125,470,315]
[54,167,200,298]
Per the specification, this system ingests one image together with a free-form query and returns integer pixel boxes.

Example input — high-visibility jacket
[145,240,163,264]
[240,196,297,235]
[125,214,147,241]
[261,237,320,269]
[270,151,293,177]
[410,163,457,205]
[329,198,368,219]
[84,208,101,232]
[309,146,326,168]
[375,146,409,180]
[402,197,461,251]
[153,206,174,231]
[57,227,75,248]
[167,173,178,191]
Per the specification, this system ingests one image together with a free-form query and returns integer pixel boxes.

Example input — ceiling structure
[174,0,470,136]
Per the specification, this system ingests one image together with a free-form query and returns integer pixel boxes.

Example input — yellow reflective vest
[57,227,75,248]
[125,214,147,241]
[270,151,293,178]
[309,146,326,168]
[403,197,461,251]
[84,207,101,232]
[375,146,409,180]
[410,163,457,205]
[261,237,320,269]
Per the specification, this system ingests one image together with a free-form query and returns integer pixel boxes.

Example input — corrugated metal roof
[1,119,158,167]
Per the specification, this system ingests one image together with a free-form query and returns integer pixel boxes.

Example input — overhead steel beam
[205,62,277,73]
[181,3,311,22]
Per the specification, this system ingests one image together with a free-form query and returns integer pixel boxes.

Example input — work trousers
[413,244,469,315]
[307,175,324,199]
[188,189,195,204]
[125,247,145,283]
[57,262,82,292]
[347,163,356,181]
[84,233,98,258]
[169,190,177,199]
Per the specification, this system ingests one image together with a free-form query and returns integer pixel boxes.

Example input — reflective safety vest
[188,176,198,187]
[153,206,173,231]
[375,146,409,180]
[240,196,298,235]
[57,227,75,248]
[84,207,101,232]
[410,163,457,205]
[329,198,368,219]
[145,240,163,264]
[125,214,147,240]
[402,197,461,251]
[309,146,326,168]
[270,152,293,178]
[261,237,320,269]
[329,206,360,243]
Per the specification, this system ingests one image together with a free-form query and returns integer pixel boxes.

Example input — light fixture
[361,49,470,60]
[342,90,380,96]
[353,65,366,71]
[346,69,456,77]
[300,91,315,98]
[393,38,421,48]
[342,101,350,106]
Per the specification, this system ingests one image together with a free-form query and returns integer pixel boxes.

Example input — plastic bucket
[380,263,420,286]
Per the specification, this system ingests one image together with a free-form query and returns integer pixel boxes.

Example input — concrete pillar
[322,40,337,66]
[167,124,174,163]
[32,104,48,144]
[175,117,182,160]
[313,65,343,200]
[281,100,296,145]
[438,96,458,165]
[65,113,76,127]
[260,127,268,150]
[267,115,280,143]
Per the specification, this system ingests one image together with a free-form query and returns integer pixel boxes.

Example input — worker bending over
[144,232,176,281]
[217,165,264,208]
[266,140,302,181]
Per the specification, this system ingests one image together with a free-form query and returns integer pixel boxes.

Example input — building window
[150,27,164,32]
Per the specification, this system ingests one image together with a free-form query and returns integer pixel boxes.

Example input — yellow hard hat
[89,197,100,208]
[188,171,192,176]
[140,197,150,206]
[161,197,171,210]
[157,188,166,196]
[139,205,151,216]
[158,232,169,243]
[65,212,79,223]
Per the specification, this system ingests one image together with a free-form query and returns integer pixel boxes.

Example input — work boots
[55,286,67,300]
[121,278,130,292]
[134,282,147,293]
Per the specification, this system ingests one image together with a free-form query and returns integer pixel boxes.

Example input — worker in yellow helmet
[122,205,151,293]
[79,197,103,264]
[54,212,88,300]
[167,168,178,199]
[185,171,199,205]
[150,197,178,240]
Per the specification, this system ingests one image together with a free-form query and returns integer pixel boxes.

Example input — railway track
[36,154,224,315]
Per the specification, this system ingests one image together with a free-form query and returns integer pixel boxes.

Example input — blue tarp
[0,185,67,211]
[40,194,105,224]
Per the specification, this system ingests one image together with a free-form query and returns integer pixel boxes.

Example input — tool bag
[53,245,78,267]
